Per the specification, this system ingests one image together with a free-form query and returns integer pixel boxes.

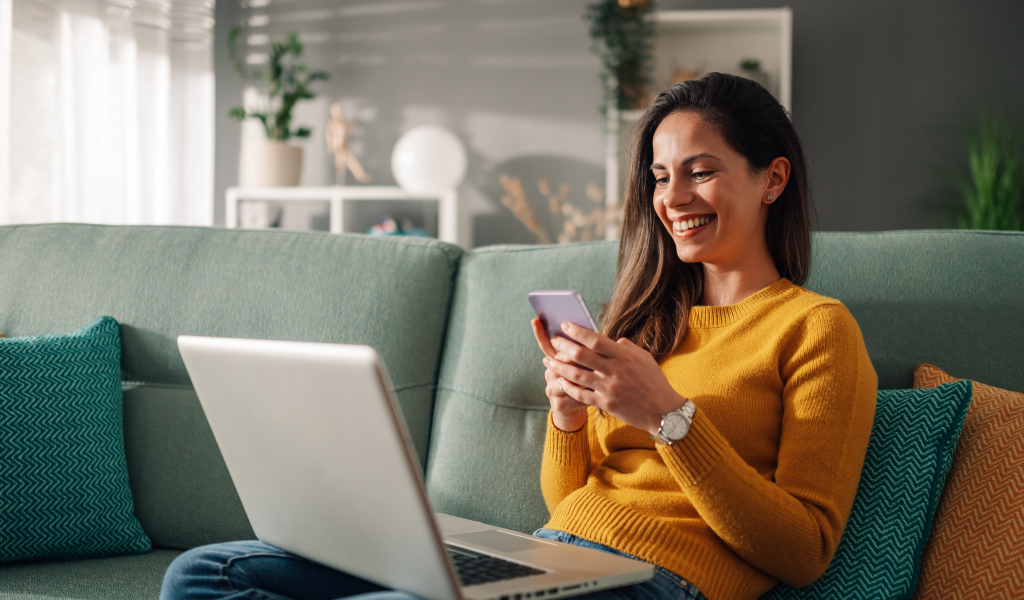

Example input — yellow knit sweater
[540,279,877,600]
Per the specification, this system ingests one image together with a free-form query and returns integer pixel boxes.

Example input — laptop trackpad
[449,530,553,553]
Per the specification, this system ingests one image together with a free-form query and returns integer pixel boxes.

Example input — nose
[658,176,692,211]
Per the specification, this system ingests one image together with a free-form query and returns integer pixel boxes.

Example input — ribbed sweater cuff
[545,411,589,466]
[657,409,731,485]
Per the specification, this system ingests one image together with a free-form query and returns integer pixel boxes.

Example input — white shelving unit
[605,8,793,240]
[225,186,460,245]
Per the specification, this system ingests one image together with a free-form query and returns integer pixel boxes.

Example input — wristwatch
[653,400,697,445]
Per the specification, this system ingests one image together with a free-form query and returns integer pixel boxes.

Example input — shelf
[227,186,444,202]
[604,8,793,240]
[225,186,459,245]
[652,9,792,112]
[655,9,791,30]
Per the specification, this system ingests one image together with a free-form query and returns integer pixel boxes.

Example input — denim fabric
[160,540,390,600]
[160,534,705,600]
[532,530,706,600]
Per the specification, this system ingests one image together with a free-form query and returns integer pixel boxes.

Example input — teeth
[673,215,714,232]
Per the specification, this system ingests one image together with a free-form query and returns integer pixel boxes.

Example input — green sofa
[0,223,1021,599]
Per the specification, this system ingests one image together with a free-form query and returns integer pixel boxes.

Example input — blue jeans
[160,529,705,600]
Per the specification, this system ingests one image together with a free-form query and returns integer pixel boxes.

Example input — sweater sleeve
[656,304,877,587]
[539,407,603,515]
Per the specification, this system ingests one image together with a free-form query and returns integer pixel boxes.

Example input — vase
[241,139,304,187]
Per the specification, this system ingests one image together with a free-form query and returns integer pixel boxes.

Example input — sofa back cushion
[427,230,1024,534]
[803,230,1024,391]
[0,224,462,549]
[426,242,617,534]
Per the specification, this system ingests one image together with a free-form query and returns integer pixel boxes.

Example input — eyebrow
[650,153,720,171]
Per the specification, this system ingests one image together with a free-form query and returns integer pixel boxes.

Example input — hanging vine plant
[585,0,656,112]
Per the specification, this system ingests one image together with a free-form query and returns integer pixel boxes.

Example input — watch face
[662,413,690,441]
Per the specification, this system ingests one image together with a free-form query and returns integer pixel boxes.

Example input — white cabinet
[605,8,793,240]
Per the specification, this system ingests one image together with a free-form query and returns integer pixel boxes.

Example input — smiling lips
[672,214,716,236]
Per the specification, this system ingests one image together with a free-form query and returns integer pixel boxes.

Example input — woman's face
[650,111,784,269]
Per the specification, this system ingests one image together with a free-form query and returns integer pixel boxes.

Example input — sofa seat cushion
[0,550,179,600]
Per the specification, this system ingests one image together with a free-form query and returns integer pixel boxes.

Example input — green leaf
[949,104,1024,230]
[227,29,325,141]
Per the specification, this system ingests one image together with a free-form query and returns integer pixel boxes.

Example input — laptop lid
[177,336,461,600]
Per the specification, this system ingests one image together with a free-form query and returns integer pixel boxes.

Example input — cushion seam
[436,384,547,411]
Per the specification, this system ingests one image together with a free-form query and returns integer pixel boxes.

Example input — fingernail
[561,322,570,332]
[542,357,551,366]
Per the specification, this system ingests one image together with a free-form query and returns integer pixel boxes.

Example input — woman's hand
[539,321,688,435]
[531,319,588,432]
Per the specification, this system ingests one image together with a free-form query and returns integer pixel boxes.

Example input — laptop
[177,336,654,600]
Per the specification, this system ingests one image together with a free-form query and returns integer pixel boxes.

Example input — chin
[673,244,706,265]
[675,249,700,264]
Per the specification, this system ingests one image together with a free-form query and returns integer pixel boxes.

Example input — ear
[762,157,791,205]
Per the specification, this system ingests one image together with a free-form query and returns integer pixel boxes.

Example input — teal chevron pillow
[763,380,972,600]
[0,317,151,562]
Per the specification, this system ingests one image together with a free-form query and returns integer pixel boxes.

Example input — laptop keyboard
[445,544,545,587]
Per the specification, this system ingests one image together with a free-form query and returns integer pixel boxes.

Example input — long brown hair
[602,73,813,362]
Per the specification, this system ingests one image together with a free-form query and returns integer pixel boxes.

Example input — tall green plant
[228,29,329,141]
[951,106,1024,230]
[585,0,656,112]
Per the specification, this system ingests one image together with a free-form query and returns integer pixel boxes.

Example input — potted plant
[585,0,656,112]
[738,58,769,90]
[949,106,1024,230]
[228,29,329,187]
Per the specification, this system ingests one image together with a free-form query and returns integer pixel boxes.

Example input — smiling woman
[530,73,877,600]
[607,74,812,359]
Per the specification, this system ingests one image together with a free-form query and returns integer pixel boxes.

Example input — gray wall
[214,0,1024,240]
[663,0,1024,232]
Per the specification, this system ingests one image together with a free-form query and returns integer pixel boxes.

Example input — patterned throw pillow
[0,317,151,562]
[911,364,1024,600]
[763,381,972,600]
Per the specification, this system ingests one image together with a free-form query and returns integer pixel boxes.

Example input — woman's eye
[693,171,713,181]
[654,176,669,185]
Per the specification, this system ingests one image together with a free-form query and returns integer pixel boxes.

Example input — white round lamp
[391,126,467,195]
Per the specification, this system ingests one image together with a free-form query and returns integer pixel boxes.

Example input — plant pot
[241,140,304,187]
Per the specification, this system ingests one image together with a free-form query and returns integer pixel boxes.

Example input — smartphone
[528,290,598,344]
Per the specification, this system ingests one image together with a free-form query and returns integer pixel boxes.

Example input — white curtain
[0,0,213,226]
